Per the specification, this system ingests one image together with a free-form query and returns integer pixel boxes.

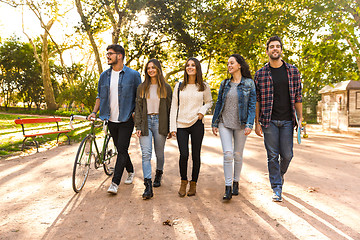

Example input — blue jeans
[218,123,247,186]
[262,120,293,192]
[139,115,166,179]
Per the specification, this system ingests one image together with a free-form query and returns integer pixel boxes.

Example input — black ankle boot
[223,186,232,200]
[153,169,163,187]
[232,181,239,196]
[142,178,153,200]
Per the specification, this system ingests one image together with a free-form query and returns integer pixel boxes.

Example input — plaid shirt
[254,60,302,128]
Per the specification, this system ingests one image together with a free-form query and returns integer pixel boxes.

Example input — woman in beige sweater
[170,57,213,197]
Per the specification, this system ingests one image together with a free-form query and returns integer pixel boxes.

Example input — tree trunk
[41,32,58,110]
[104,0,125,44]
[75,0,103,75]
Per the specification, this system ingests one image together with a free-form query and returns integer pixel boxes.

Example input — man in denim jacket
[254,36,302,202]
[88,44,141,194]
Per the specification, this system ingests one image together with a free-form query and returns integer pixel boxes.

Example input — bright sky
[0,2,115,68]
[0,2,89,40]
[0,4,30,39]
[0,2,152,70]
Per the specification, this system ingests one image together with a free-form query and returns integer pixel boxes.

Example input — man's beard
[269,53,281,60]
[108,58,118,65]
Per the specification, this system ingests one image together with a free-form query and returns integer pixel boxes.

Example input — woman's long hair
[139,59,167,98]
[229,54,252,79]
[180,57,205,92]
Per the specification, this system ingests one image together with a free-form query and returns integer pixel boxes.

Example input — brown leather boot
[178,180,188,197]
[187,181,197,196]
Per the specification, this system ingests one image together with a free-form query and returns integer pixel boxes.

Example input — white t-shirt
[109,70,122,122]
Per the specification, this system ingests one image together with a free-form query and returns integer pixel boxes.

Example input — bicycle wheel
[72,136,93,193]
[103,136,117,176]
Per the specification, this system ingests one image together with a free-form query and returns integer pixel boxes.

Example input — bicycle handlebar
[69,114,108,132]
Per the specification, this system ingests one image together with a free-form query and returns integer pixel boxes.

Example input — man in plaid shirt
[254,36,302,202]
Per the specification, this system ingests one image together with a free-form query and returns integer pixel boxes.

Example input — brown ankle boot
[187,181,197,196]
[178,180,188,197]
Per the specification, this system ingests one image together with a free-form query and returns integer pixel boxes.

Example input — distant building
[317,80,360,130]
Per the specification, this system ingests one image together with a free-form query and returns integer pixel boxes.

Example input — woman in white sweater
[170,57,213,197]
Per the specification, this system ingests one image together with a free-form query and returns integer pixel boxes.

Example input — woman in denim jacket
[135,59,172,200]
[211,54,256,201]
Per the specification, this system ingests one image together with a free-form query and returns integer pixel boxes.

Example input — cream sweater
[170,82,213,132]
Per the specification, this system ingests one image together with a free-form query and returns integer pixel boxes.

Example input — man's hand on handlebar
[87,112,96,121]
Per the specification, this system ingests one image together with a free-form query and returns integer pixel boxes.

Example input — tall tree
[0,37,43,109]
[21,0,75,110]
[75,0,144,73]
[75,0,104,75]
[308,0,360,72]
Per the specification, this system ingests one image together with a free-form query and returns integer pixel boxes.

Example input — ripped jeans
[218,123,248,186]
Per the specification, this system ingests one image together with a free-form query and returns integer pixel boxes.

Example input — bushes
[57,71,98,113]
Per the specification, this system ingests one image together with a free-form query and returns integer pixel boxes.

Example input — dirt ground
[1,119,360,240]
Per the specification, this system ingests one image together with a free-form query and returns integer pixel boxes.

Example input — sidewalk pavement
[306,124,360,137]
[205,115,360,137]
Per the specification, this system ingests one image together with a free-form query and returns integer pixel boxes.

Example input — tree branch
[164,67,183,81]
[75,0,103,74]
[22,8,42,65]
[0,0,21,7]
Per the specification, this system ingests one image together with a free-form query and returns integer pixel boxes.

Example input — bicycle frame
[70,115,112,165]
[89,125,113,165]
[71,114,117,193]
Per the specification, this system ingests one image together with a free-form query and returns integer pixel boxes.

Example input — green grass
[0,114,25,120]
[0,150,9,155]
[0,106,85,117]
[0,112,103,157]
[0,114,45,132]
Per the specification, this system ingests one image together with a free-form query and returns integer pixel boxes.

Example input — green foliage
[0,106,82,117]
[57,67,98,112]
[74,0,110,34]
[289,0,360,122]
[0,112,102,156]
[0,36,43,109]
[298,37,359,99]
[3,0,360,124]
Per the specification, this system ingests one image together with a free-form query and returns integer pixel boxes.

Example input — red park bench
[14,117,71,152]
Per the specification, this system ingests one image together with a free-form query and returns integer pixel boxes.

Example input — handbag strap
[176,82,182,121]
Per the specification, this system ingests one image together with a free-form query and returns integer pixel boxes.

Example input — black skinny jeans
[108,118,134,185]
[176,120,204,182]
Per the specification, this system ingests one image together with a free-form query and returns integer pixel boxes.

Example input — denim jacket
[97,65,141,122]
[212,77,256,129]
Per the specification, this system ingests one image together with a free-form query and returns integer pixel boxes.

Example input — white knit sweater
[170,82,213,132]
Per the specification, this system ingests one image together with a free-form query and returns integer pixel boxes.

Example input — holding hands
[244,127,252,136]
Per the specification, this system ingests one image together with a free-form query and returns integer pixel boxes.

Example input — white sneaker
[107,182,118,194]
[272,191,282,202]
[124,172,135,184]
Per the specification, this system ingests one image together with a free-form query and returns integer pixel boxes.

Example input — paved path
[0,117,359,239]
